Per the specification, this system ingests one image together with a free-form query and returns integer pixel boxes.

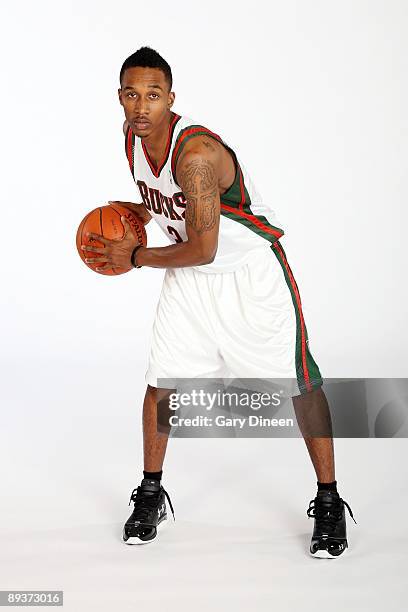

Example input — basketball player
[81,47,356,557]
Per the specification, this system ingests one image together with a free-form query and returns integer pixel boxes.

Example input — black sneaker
[307,490,357,558]
[123,478,175,545]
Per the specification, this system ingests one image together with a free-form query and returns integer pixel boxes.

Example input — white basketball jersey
[125,112,285,273]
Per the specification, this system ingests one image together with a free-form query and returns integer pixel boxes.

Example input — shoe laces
[128,485,176,521]
[307,493,357,532]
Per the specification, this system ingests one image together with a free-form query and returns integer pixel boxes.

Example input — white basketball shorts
[145,241,323,397]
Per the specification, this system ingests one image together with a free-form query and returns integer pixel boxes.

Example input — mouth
[133,119,151,130]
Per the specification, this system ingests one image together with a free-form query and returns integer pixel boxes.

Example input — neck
[142,110,174,155]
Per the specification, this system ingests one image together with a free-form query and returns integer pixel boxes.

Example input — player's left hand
[81,216,140,272]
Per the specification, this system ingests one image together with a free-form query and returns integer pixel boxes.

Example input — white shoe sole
[309,545,348,559]
[123,516,168,545]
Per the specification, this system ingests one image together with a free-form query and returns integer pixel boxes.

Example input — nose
[134,98,149,116]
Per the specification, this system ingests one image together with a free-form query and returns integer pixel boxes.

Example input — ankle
[143,470,163,482]
[317,480,337,493]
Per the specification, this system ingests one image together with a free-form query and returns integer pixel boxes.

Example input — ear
[168,91,175,109]
[118,88,123,107]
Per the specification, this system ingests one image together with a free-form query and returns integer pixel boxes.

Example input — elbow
[200,245,218,265]
[188,237,218,265]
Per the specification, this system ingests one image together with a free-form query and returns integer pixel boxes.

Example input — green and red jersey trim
[125,124,135,180]
[220,204,283,239]
[125,113,182,179]
[142,113,181,177]
[171,125,284,244]
[171,126,223,181]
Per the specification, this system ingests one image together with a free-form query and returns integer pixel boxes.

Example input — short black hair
[119,46,172,91]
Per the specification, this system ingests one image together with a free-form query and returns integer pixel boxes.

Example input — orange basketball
[76,203,147,275]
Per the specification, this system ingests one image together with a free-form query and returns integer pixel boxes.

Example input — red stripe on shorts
[273,241,311,391]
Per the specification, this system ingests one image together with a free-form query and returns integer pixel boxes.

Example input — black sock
[143,470,162,482]
[317,480,337,493]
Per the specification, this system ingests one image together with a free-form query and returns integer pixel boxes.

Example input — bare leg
[292,387,335,483]
[143,384,172,472]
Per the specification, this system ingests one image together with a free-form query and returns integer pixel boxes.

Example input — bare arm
[133,144,220,268]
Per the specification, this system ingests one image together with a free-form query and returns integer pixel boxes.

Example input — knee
[145,384,158,400]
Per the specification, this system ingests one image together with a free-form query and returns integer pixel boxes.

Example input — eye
[127,92,136,98]
[149,93,159,99]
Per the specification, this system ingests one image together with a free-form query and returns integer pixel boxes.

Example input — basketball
[76,203,147,275]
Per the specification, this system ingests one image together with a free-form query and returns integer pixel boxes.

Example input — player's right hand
[82,215,144,272]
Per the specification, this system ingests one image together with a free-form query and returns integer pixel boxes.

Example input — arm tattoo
[202,139,216,152]
[179,158,218,234]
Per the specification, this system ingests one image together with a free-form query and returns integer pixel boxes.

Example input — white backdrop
[0,2,407,611]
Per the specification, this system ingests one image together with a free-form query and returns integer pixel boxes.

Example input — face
[118,67,175,137]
